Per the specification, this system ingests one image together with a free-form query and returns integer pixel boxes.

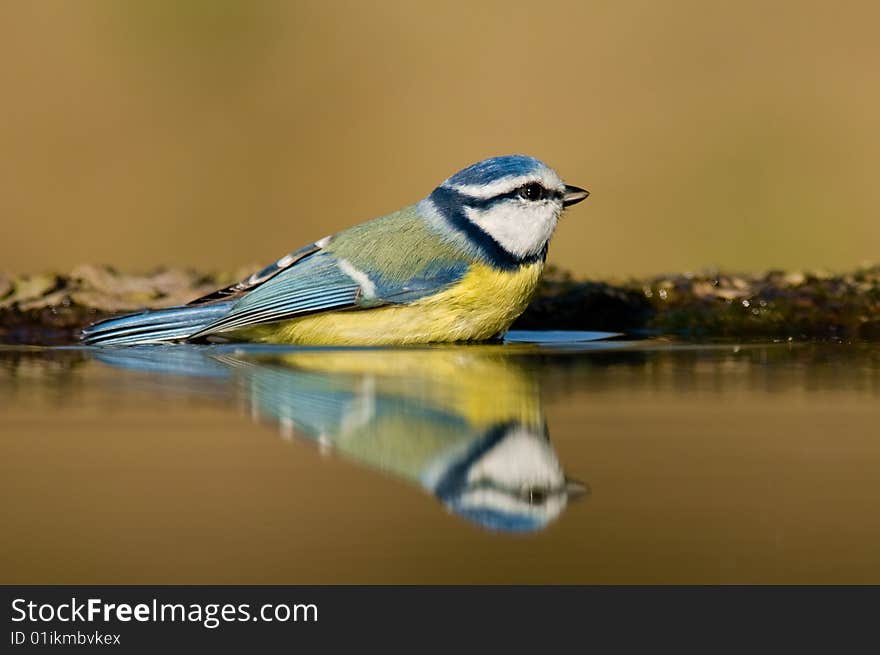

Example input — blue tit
[91,345,586,533]
[248,349,587,532]
[81,155,589,346]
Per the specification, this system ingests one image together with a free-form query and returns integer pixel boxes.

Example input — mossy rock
[1,263,878,345]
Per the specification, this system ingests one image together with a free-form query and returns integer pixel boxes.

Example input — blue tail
[81,302,233,346]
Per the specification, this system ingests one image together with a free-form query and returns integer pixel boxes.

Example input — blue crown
[443,155,546,188]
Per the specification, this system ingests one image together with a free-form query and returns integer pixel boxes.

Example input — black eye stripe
[457,185,562,209]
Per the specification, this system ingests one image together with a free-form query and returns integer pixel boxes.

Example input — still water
[2,336,879,583]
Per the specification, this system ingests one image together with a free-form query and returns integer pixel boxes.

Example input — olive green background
[2,1,877,277]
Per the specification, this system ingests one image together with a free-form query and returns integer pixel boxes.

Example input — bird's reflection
[93,345,586,532]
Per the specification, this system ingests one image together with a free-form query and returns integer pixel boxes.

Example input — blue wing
[190,250,470,337]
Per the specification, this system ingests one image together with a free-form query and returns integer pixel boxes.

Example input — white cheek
[453,427,568,525]
[466,427,564,490]
[465,201,560,258]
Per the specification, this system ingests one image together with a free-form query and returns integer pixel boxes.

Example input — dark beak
[565,477,590,498]
[563,184,590,207]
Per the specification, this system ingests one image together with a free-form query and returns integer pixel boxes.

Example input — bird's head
[431,422,587,533]
[424,155,589,263]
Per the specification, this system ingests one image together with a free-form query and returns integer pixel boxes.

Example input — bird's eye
[517,182,545,201]
[526,487,547,504]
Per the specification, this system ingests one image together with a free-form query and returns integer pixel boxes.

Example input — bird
[81,154,589,346]
[92,345,587,532]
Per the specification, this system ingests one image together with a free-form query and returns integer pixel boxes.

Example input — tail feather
[81,302,233,346]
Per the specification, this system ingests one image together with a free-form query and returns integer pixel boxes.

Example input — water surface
[2,337,879,583]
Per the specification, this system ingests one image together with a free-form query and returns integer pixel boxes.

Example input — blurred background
[1,0,877,278]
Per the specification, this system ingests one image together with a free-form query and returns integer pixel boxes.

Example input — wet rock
[515,264,880,341]
[514,266,654,332]
[0,266,246,345]
[1,263,879,345]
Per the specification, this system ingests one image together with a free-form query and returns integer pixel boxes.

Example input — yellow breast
[231,261,544,345]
